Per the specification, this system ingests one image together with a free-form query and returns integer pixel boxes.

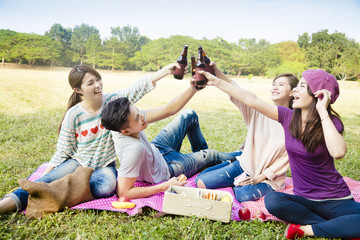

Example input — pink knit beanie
[302,69,339,104]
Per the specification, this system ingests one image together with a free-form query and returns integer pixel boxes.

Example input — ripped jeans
[195,160,274,202]
[151,109,242,178]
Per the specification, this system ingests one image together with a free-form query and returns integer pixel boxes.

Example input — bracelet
[321,115,330,122]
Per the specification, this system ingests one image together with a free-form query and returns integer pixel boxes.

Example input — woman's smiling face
[76,72,103,100]
[292,78,313,110]
[270,76,293,106]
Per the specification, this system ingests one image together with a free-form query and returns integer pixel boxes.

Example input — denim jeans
[6,159,117,211]
[195,160,274,202]
[151,109,242,178]
[265,191,360,238]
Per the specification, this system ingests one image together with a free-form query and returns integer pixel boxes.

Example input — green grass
[0,66,359,239]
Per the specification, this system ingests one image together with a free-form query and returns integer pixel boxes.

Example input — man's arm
[117,176,185,199]
[145,83,197,124]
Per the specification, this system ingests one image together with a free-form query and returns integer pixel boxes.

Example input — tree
[333,39,360,81]
[0,29,18,65]
[71,24,99,64]
[298,29,359,79]
[273,41,305,63]
[85,33,102,68]
[265,61,307,79]
[297,32,311,49]
[130,37,175,71]
[99,36,127,70]
[45,23,73,66]
[110,25,150,69]
[230,38,257,75]
[13,33,61,66]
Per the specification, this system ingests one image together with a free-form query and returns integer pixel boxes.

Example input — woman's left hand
[315,89,331,113]
[198,70,219,86]
[237,177,256,186]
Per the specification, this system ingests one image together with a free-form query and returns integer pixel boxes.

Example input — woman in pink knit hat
[200,69,360,239]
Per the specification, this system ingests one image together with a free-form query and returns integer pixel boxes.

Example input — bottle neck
[196,50,205,68]
[177,47,188,64]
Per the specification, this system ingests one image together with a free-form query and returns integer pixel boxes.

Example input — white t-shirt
[112,131,171,184]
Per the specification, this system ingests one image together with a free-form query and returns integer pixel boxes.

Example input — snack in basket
[204,192,217,200]
[220,195,231,202]
[177,174,187,182]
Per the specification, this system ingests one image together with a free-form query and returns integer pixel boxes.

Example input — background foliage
[1,24,359,80]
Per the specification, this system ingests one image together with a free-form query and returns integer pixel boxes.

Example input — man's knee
[196,179,206,189]
[181,109,198,121]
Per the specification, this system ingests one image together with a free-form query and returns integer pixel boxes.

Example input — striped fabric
[49,75,154,170]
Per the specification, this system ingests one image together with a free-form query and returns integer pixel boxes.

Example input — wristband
[321,115,329,122]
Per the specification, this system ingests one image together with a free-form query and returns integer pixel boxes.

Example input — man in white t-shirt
[101,83,242,199]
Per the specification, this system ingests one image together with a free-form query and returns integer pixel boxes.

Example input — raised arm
[150,63,179,85]
[315,89,347,159]
[145,79,198,123]
[209,62,232,83]
[110,63,179,105]
[201,71,278,121]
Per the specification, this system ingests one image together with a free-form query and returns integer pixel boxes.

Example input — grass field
[0,66,359,239]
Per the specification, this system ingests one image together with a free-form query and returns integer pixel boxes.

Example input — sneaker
[285,224,304,239]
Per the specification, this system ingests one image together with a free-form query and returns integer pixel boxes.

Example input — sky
[0,0,359,44]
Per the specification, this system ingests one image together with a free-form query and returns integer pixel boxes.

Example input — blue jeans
[265,191,360,238]
[151,109,242,178]
[195,160,274,202]
[7,159,117,211]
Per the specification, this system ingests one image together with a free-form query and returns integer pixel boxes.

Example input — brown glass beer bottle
[195,47,207,87]
[191,56,196,76]
[173,45,188,80]
[202,49,215,75]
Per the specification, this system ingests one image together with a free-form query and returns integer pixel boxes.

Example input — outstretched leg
[165,148,242,178]
[195,160,242,189]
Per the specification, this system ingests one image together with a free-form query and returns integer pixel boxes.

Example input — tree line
[1,23,359,80]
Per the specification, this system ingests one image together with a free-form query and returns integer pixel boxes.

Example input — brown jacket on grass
[18,166,95,219]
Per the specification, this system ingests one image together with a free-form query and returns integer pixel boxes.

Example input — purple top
[277,106,351,200]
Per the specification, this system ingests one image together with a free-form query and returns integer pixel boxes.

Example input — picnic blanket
[27,163,360,221]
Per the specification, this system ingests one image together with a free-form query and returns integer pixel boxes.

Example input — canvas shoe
[285,224,304,239]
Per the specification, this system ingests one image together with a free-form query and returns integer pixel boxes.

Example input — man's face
[123,106,148,138]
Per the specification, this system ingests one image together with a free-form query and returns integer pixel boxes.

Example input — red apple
[238,207,250,220]
[253,210,266,220]
[118,196,131,202]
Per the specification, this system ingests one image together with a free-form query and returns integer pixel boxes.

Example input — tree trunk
[1,55,4,65]
[112,48,115,71]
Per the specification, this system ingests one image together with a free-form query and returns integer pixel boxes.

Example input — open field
[0,66,359,239]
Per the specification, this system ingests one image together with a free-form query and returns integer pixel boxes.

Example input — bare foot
[0,197,17,214]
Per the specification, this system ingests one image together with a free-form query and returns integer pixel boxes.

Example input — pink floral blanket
[27,163,360,221]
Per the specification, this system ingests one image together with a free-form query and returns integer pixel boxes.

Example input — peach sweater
[230,81,289,190]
